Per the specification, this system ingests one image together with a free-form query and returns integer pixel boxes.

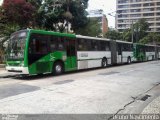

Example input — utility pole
[131,20,134,43]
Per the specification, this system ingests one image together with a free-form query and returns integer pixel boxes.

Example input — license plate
[11,68,15,70]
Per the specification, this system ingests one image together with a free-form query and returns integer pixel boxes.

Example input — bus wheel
[53,62,64,75]
[127,57,131,64]
[102,58,107,68]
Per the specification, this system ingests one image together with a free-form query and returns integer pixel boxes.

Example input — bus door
[117,43,122,63]
[28,34,50,74]
[66,39,77,71]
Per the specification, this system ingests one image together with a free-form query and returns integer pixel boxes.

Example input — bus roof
[76,35,110,41]
[29,29,76,38]
[12,29,76,38]
[76,35,133,44]
[116,40,132,44]
[134,43,157,47]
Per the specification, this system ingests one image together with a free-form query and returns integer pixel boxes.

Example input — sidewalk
[0,64,5,68]
[142,96,160,114]
[0,66,17,78]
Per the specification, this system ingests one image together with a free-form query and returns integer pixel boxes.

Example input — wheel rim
[128,59,131,63]
[102,60,107,67]
[55,65,62,73]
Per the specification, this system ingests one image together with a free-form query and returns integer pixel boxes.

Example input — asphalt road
[0,61,160,115]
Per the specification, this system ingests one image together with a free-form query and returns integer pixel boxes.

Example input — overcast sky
[0,0,2,5]
[88,0,116,28]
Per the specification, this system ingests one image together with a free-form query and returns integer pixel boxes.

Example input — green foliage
[75,18,101,37]
[132,18,149,42]
[106,28,122,40]
[139,33,160,44]
[37,0,65,30]
[69,0,88,32]
[28,0,88,32]
[120,18,150,43]
[122,29,132,42]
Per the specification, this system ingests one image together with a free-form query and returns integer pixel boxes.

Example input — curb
[0,64,5,68]
[142,96,160,114]
[0,73,20,78]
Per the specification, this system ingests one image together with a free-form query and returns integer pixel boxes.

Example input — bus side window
[41,40,48,53]
[57,37,65,51]
[50,36,57,52]
[106,41,110,51]
[117,43,122,55]
[29,34,48,54]
[91,40,98,51]
[78,38,88,51]
[99,41,109,51]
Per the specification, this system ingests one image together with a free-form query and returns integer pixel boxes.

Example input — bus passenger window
[50,39,56,52]
[57,37,65,51]
[29,34,48,54]
[91,40,98,51]
[77,39,88,51]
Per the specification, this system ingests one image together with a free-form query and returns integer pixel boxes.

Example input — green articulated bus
[6,29,160,75]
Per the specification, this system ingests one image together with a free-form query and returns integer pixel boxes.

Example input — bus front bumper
[6,66,29,74]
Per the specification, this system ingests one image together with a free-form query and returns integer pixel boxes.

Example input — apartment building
[116,0,160,32]
[88,9,108,37]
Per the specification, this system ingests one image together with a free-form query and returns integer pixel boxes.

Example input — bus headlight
[62,56,67,61]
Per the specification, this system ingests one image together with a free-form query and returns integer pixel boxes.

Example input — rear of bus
[6,30,29,74]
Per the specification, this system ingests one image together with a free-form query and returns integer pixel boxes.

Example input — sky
[0,0,2,5]
[88,0,116,28]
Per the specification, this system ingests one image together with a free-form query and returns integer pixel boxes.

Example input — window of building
[143,13,154,16]
[130,14,141,17]
[131,0,141,2]
[118,0,129,4]
[118,5,129,9]
[131,9,141,12]
[143,3,154,7]
[130,4,141,8]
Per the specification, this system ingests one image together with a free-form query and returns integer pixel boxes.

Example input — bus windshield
[7,31,28,60]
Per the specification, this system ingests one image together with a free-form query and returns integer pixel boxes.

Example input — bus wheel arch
[52,60,64,75]
[102,57,108,68]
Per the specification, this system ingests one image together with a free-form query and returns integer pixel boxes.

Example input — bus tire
[127,57,131,64]
[53,62,64,75]
[102,58,107,68]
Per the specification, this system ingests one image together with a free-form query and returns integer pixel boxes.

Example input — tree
[106,28,122,40]
[29,0,89,32]
[119,18,149,43]
[132,18,149,43]
[139,33,160,44]
[75,18,101,37]
[2,0,35,27]
[37,0,64,31]
[0,0,33,47]
[26,0,43,28]
[121,29,132,42]
[68,0,88,32]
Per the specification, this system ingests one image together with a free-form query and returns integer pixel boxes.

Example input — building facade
[116,0,160,32]
[88,9,108,37]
